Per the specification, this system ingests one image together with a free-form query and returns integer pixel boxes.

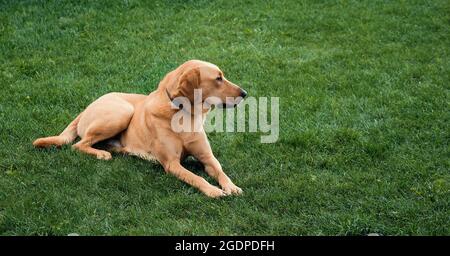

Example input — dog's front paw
[221,182,243,195]
[203,185,226,198]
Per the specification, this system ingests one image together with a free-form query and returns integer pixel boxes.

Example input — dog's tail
[33,113,82,148]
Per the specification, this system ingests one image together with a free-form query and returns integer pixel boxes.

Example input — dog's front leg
[201,156,243,195]
[164,160,226,198]
[186,135,243,195]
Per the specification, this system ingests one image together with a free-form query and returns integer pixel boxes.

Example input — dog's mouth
[218,103,236,109]
[204,93,247,109]
[217,97,245,109]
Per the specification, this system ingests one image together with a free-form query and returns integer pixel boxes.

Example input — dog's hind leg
[72,134,113,160]
[33,113,82,148]
[34,93,137,159]
[72,123,118,160]
[72,105,134,160]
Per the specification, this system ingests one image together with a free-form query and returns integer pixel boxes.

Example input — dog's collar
[164,88,209,114]
[165,88,174,101]
[166,88,182,110]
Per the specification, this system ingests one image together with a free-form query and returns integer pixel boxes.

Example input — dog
[33,60,247,198]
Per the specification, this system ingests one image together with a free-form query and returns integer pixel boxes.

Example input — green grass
[0,0,449,235]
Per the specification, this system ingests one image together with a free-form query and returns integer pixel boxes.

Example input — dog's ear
[172,67,200,102]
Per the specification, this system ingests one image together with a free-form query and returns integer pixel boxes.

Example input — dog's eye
[216,76,222,82]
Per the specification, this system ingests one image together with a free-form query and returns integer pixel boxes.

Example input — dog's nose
[240,89,248,98]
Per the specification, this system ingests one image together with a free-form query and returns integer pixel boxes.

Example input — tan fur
[33,60,247,198]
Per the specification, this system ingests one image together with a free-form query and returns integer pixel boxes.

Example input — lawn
[0,0,449,235]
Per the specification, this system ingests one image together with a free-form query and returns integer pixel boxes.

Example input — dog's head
[162,60,247,108]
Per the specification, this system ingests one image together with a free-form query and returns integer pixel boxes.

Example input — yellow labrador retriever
[33,60,247,198]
